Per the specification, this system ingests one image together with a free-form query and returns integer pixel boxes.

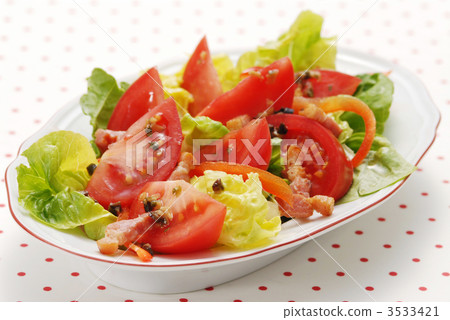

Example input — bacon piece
[292,96,342,137]
[225,114,251,131]
[308,195,334,217]
[277,145,335,218]
[278,194,314,219]
[168,152,194,182]
[94,129,126,154]
[97,213,153,255]
[289,176,311,196]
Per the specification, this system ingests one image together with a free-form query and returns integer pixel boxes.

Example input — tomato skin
[266,114,353,200]
[107,67,164,131]
[181,36,222,116]
[198,118,272,170]
[129,180,227,254]
[86,99,183,209]
[262,58,295,111]
[302,69,361,98]
[198,57,295,124]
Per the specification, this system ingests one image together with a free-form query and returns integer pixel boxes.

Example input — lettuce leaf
[342,73,394,134]
[192,171,281,249]
[219,10,337,91]
[80,68,128,135]
[330,111,354,143]
[160,72,193,116]
[339,134,416,203]
[211,54,236,92]
[84,214,117,240]
[16,131,115,231]
[180,114,229,151]
[268,137,284,177]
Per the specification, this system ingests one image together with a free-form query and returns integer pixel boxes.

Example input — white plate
[5,48,440,293]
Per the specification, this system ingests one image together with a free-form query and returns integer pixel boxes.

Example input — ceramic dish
[5,48,440,293]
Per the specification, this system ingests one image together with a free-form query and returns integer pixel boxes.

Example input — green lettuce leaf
[180,113,229,151]
[192,171,281,249]
[84,214,117,240]
[80,68,128,135]
[339,134,416,203]
[341,73,394,134]
[330,111,354,143]
[219,11,336,91]
[17,131,115,231]
[268,137,284,177]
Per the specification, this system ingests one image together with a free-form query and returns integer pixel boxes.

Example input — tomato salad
[16,11,415,262]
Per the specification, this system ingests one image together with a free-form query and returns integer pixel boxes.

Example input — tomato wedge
[190,162,293,206]
[266,114,353,201]
[86,99,183,209]
[198,118,272,170]
[299,69,361,98]
[129,180,226,254]
[181,36,223,116]
[108,67,164,131]
[198,57,295,124]
[317,95,376,168]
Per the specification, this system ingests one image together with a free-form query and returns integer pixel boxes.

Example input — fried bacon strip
[168,152,194,182]
[292,96,342,137]
[97,213,153,255]
[277,145,334,218]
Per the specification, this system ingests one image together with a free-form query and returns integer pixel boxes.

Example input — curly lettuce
[192,170,281,249]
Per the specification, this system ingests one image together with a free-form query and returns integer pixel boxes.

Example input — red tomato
[300,69,361,98]
[86,99,183,209]
[198,118,272,170]
[262,58,295,111]
[198,57,295,124]
[266,114,353,200]
[107,67,164,131]
[129,180,227,254]
[181,36,222,116]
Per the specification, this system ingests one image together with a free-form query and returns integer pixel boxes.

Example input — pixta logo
[191,138,324,167]
[125,130,173,175]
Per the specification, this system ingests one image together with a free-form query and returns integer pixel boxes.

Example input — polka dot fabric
[1,0,449,301]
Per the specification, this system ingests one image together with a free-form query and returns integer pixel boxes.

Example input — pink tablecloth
[1,0,449,301]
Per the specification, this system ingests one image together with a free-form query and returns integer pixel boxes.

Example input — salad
[16,11,415,262]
